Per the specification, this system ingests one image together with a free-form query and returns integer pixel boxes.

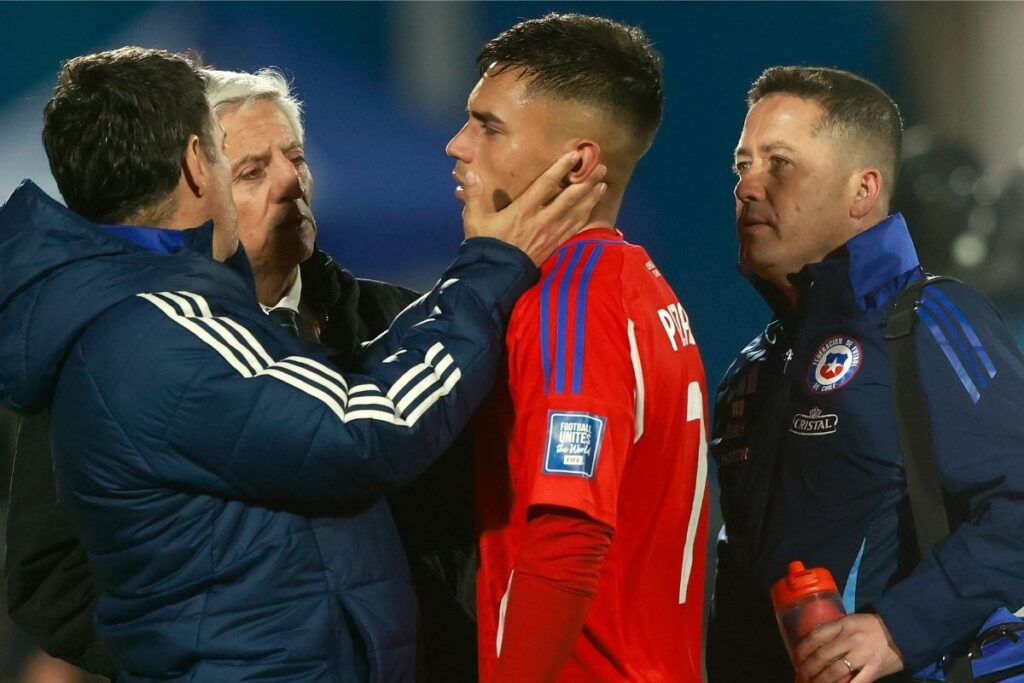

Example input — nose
[734,166,766,204]
[270,153,304,202]
[445,123,470,161]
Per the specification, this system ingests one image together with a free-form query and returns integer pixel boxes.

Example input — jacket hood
[0,180,237,412]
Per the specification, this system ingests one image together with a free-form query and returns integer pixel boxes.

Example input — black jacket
[4,247,477,681]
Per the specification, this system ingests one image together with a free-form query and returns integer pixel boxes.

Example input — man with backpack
[708,66,1024,683]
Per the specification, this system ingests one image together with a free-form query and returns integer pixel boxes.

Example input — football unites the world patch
[544,411,606,478]
[807,336,862,393]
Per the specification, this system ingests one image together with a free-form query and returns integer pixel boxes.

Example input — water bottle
[770,560,847,662]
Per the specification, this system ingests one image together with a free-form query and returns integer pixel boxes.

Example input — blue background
[0,1,899,385]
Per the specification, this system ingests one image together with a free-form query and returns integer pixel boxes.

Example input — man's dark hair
[42,46,215,224]
[478,13,663,155]
[748,66,904,194]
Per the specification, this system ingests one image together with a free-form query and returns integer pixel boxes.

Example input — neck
[782,284,799,309]
[586,190,624,231]
[126,188,205,231]
[254,265,298,307]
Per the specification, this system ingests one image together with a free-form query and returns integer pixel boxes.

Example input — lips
[737,212,775,230]
[451,169,467,201]
[275,206,315,234]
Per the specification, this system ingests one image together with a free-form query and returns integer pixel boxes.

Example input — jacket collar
[844,213,922,311]
[98,209,253,281]
[102,221,213,256]
[746,213,923,323]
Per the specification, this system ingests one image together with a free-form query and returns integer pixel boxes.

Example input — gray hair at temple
[203,68,305,144]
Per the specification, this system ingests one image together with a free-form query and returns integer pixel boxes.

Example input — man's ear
[567,140,603,183]
[181,134,207,198]
[850,167,883,221]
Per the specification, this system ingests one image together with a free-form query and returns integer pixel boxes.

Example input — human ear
[180,134,207,198]
[850,167,882,220]
[567,140,603,183]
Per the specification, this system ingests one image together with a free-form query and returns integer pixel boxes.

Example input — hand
[793,614,905,683]
[462,151,608,266]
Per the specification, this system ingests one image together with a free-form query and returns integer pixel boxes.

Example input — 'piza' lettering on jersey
[658,301,695,351]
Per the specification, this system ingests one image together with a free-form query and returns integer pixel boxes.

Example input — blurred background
[2,2,1023,680]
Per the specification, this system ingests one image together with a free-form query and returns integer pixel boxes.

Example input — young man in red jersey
[447,13,710,682]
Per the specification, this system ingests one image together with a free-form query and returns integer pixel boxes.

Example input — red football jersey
[476,227,710,681]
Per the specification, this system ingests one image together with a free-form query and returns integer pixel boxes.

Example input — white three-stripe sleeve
[134,290,483,507]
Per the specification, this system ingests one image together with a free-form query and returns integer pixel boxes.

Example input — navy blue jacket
[0,181,535,682]
[708,214,1024,681]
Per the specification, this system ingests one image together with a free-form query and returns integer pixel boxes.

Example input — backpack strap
[884,274,972,682]
[884,275,956,555]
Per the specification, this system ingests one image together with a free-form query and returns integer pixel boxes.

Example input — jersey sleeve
[506,250,635,528]
[871,282,1024,670]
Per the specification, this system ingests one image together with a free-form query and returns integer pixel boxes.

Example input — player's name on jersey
[658,301,695,351]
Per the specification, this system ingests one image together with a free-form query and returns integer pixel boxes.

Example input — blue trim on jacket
[845,213,921,312]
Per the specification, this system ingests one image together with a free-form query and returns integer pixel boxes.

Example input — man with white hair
[205,67,479,680]
[203,68,421,366]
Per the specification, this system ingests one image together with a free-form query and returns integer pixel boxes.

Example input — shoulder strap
[884,274,955,554]
[884,274,973,683]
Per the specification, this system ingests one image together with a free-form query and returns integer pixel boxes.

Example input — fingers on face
[542,165,608,221]
[523,151,583,207]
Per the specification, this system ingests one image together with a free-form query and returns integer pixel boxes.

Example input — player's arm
[493,506,613,682]
[871,283,1024,671]
[493,249,635,676]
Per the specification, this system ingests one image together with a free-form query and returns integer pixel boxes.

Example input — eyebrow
[734,141,796,157]
[469,109,504,126]
[230,141,303,172]
[231,153,268,172]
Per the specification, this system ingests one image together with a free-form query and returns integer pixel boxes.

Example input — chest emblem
[807,335,862,393]
[790,407,839,436]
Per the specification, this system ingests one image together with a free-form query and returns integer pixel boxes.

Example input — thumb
[461,171,488,237]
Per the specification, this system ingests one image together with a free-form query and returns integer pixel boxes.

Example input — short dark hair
[42,46,215,223]
[478,13,663,155]
[748,66,904,194]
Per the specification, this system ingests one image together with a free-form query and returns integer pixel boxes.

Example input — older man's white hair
[203,68,304,144]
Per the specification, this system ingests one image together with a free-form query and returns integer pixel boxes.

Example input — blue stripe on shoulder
[926,288,997,380]
[555,245,586,394]
[539,249,567,395]
[920,295,989,393]
[555,238,623,251]
[842,538,867,614]
[571,245,605,394]
[918,306,981,404]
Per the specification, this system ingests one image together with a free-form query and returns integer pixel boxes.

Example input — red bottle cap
[770,561,839,609]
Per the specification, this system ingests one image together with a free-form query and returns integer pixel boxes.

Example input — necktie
[268,307,300,338]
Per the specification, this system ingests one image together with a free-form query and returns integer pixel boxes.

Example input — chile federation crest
[807,336,862,393]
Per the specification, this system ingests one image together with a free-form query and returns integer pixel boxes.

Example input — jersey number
[680,381,708,604]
